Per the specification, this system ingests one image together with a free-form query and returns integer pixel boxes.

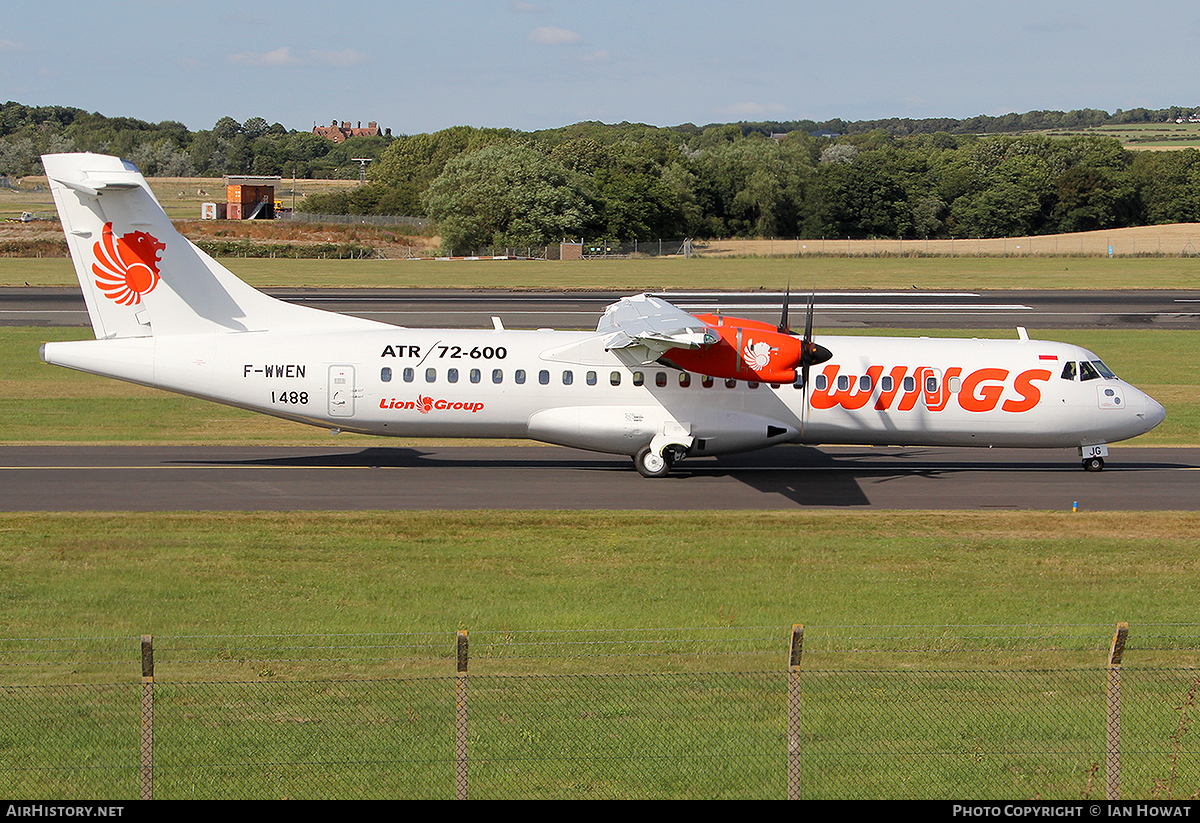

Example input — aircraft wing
[597,294,716,359]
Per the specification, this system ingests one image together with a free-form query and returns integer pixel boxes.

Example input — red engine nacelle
[663,315,806,384]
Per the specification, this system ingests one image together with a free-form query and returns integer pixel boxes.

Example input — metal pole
[456,630,469,800]
[140,635,154,800]
[1106,622,1128,800]
[787,624,804,799]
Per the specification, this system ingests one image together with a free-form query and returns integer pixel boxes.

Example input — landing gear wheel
[1083,456,1105,472]
[634,446,672,478]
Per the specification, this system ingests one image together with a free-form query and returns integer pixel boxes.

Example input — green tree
[374,126,516,215]
[694,136,811,236]
[422,143,591,252]
[1131,148,1200,224]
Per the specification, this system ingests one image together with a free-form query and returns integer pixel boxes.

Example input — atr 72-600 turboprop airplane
[39,153,1165,476]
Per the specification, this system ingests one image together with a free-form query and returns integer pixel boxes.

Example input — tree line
[6,101,1200,249]
[305,121,1200,251]
[0,102,391,179]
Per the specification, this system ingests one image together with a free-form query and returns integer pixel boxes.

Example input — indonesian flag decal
[91,222,165,305]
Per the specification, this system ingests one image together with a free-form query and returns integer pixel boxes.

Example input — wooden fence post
[1107,622,1129,800]
[140,635,154,800]
[787,624,804,800]
[455,630,469,800]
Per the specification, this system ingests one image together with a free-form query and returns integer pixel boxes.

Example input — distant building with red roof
[313,120,390,143]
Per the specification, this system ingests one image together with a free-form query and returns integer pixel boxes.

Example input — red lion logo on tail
[91,222,165,305]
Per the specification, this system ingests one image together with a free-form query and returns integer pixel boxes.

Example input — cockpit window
[1078,361,1101,381]
[1061,361,1077,381]
[1092,360,1117,379]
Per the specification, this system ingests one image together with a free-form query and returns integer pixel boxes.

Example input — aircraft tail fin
[43,152,380,339]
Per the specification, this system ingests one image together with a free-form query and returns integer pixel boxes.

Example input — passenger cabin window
[610,371,621,386]
[448,368,459,383]
[493,369,503,384]
[702,376,714,388]
[880,375,893,392]
[655,372,667,387]
[470,369,481,384]
[925,375,939,393]
[1061,361,1077,381]
[679,373,691,388]
[586,371,597,386]
[837,375,850,391]
[539,370,550,385]
[515,369,526,384]
[633,372,645,386]
[425,368,436,382]
[725,378,737,388]
[562,370,573,385]
[903,376,915,392]
[381,367,392,383]
[859,375,872,392]
[403,367,414,383]
[815,374,828,391]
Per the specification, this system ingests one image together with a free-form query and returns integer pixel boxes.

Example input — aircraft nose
[1138,391,1166,433]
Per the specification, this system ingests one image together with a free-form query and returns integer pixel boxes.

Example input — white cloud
[228,47,299,67]
[0,38,24,52]
[528,26,581,45]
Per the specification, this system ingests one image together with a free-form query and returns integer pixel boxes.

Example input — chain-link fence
[2,625,1199,799]
[451,232,1200,260]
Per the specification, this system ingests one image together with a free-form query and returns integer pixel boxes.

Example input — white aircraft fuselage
[37,152,1165,476]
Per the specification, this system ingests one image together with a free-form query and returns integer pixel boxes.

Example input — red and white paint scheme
[40,153,1165,477]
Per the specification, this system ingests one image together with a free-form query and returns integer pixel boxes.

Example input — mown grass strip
[1,510,1198,679]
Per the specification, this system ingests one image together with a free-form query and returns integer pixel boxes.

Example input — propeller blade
[777,284,792,334]
[803,291,814,344]
[797,291,832,438]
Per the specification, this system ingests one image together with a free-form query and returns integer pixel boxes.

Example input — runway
[1,445,1196,512]
[3,287,1199,330]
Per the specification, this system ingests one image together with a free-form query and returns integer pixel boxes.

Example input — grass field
[2,508,1198,800]
[1071,121,1200,150]
[2,510,1198,676]
[0,175,361,222]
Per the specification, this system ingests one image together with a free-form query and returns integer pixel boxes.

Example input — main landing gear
[633,444,688,478]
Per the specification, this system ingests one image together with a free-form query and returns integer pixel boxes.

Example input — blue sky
[3,1,1199,135]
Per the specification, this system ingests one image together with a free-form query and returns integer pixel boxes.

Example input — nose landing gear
[1080,443,1108,472]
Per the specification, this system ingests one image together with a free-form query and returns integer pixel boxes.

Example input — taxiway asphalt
[3,287,1199,331]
